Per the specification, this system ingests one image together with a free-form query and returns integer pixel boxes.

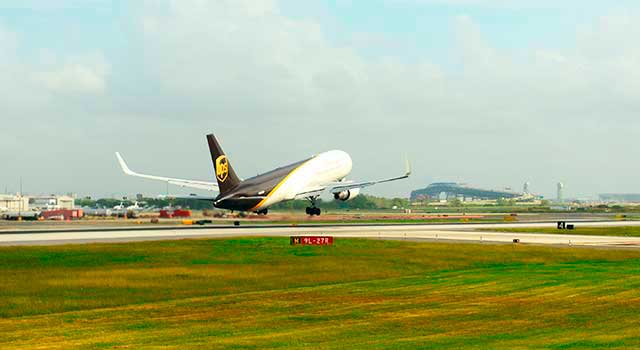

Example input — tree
[448,198,462,207]
[496,198,516,207]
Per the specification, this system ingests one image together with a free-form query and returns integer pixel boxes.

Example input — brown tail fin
[207,134,241,194]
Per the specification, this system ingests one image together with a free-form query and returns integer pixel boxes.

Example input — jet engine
[333,188,360,201]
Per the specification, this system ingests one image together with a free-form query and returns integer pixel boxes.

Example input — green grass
[2,238,640,349]
[481,225,640,237]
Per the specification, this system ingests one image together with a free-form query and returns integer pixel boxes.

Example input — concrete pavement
[1,221,640,248]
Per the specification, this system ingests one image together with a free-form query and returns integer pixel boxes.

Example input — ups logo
[215,155,229,182]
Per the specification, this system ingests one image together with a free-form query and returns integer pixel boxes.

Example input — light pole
[18,176,23,221]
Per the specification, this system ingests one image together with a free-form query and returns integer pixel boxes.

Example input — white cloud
[34,61,108,95]
[134,2,640,128]
[0,0,108,10]
[136,0,448,122]
[393,0,585,9]
[0,24,18,67]
[0,25,109,145]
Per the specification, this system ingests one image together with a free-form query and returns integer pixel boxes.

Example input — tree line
[75,195,411,211]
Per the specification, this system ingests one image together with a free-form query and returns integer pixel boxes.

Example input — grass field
[482,225,640,237]
[2,238,640,349]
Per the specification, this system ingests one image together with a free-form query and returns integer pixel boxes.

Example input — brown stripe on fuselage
[213,157,312,212]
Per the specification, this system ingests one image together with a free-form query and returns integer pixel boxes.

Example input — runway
[1,220,640,248]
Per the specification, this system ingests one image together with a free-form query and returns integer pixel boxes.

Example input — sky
[1,0,639,200]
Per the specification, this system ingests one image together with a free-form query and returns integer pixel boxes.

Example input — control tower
[557,182,564,203]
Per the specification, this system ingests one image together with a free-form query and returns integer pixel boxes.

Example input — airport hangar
[410,182,525,201]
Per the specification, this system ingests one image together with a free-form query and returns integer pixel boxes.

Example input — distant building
[411,182,524,201]
[29,196,75,210]
[523,182,531,194]
[557,182,564,203]
[0,195,29,212]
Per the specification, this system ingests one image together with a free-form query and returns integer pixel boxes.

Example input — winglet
[404,156,412,177]
[115,152,135,176]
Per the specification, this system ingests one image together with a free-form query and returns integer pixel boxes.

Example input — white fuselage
[257,150,353,209]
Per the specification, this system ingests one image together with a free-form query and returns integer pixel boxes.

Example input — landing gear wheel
[306,207,321,216]
[305,196,321,216]
[256,209,268,215]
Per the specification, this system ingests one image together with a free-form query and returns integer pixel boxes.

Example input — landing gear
[255,209,268,215]
[305,196,321,216]
[305,207,321,216]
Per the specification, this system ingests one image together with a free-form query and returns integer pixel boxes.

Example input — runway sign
[557,222,575,230]
[290,236,334,246]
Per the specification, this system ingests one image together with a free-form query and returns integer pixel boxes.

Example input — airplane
[126,201,144,211]
[112,202,126,211]
[113,201,143,211]
[116,134,410,216]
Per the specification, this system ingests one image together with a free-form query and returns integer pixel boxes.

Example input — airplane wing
[295,157,411,198]
[159,193,268,205]
[294,187,326,199]
[158,194,218,201]
[116,152,219,192]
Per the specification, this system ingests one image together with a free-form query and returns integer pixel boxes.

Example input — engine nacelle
[333,188,360,201]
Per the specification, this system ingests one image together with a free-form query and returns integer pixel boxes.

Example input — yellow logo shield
[215,155,229,182]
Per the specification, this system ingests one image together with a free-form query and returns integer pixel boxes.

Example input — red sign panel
[290,236,334,246]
